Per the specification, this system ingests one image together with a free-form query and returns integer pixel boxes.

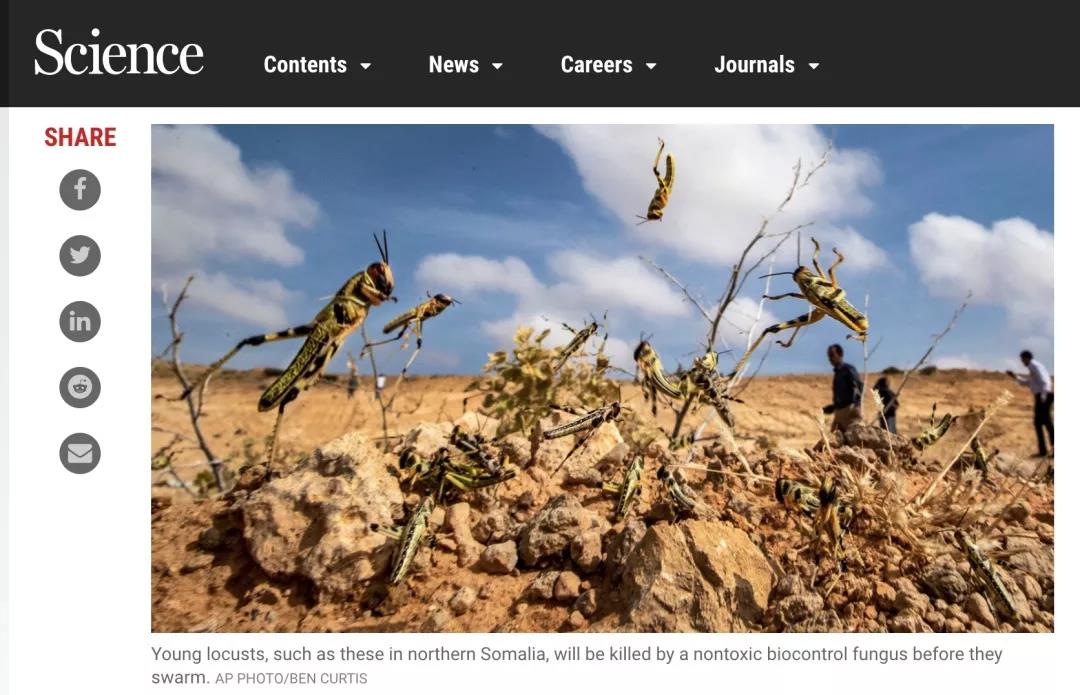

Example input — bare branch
[160,276,225,493]
[638,255,712,322]
[887,291,971,411]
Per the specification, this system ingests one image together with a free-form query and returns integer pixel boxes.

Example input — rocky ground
[151,371,1054,633]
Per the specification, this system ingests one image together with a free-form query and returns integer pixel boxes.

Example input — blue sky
[151,124,1053,377]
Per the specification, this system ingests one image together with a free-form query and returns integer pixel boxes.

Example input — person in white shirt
[1007,350,1053,457]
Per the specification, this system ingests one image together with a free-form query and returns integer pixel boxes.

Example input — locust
[912,403,953,451]
[815,476,855,558]
[637,138,674,224]
[657,465,704,518]
[543,401,623,472]
[399,446,515,502]
[382,292,458,349]
[775,477,821,517]
[967,436,998,476]
[552,317,601,373]
[448,425,502,476]
[954,529,1017,621]
[179,231,395,467]
[634,340,681,415]
[384,496,436,585]
[602,455,645,520]
[732,237,868,376]
[678,350,737,428]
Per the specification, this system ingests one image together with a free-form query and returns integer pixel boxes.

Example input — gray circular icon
[59,301,100,342]
[60,367,100,408]
[59,235,101,276]
[59,169,101,211]
[60,433,100,474]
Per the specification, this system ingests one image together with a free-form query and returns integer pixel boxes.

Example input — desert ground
[151,366,1053,633]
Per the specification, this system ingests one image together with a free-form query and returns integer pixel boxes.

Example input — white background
[5,108,1069,694]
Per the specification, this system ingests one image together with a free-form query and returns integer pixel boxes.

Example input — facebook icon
[60,169,100,210]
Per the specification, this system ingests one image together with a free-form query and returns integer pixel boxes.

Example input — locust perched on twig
[967,437,998,476]
[912,403,953,451]
[382,292,459,349]
[954,529,1017,621]
[552,316,603,373]
[602,455,645,520]
[382,496,436,585]
[637,138,674,224]
[732,237,868,377]
[543,401,623,473]
[634,340,681,415]
[678,351,737,428]
[179,231,396,468]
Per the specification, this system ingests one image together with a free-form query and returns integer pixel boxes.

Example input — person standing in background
[823,344,863,432]
[873,376,899,433]
[1007,350,1053,458]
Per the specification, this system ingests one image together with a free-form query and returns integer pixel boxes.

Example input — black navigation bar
[6,3,1074,107]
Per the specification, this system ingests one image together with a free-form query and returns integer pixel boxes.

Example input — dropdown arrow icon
[492,62,503,70]
[646,62,657,70]
[360,62,372,70]
[808,62,820,70]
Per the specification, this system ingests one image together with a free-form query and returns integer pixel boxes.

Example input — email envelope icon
[67,443,95,464]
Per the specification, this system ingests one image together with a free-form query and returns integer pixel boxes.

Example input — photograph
[149,124,1054,634]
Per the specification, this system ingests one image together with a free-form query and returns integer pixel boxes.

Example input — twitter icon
[60,235,100,276]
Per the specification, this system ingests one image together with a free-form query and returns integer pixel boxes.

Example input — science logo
[34,28,204,76]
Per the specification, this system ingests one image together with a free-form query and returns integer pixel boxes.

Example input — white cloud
[536,125,886,271]
[417,251,694,370]
[152,125,320,327]
[908,214,1053,332]
[933,353,981,370]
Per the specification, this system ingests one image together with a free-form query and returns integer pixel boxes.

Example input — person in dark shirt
[823,344,863,432]
[873,376,898,433]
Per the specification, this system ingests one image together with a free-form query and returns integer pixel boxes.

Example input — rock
[423,608,452,632]
[401,422,453,458]
[562,459,603,486]
[564,611,587,631]
[596,520,772,632]
[833,446,871,470]
[498,435,532,467]
[1008,548,1053,580]
[553,572,582,602]
[598,442,630,470]
[449,586,477,616]
[524,571,560,601]
[965,593,997,629]
[181,554,214,573]
[476,541,518,575]
[873,581,897,610]
[605,518,647,580]
[889,609,929,633]
[778,593,824,625]
[574,589,599,617]
[197,527,226,551]
[925,610,946,631]
[571,531,604,573]
[944,618,966,633]
[552,421,623,474]
[836,423,913,463]
[445,502,482,567]
[518,494,610,567]
[1002,501,1031,523]
[920,564,968,604]
[240,432,403,598]
[453,411,500,440]
[891,578,931,615]
[1017,573,1042,602]
[774,574,804,600]
[472,511,512,544]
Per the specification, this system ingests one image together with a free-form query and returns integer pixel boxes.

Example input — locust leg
[810,237,825,277]
[827,248,845,286]
[265,390,298,471]
[763,292,806,301]
[554,425,600,473]
[769,308,827,348]
[181,324,313,399]
[652,138,666,182]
